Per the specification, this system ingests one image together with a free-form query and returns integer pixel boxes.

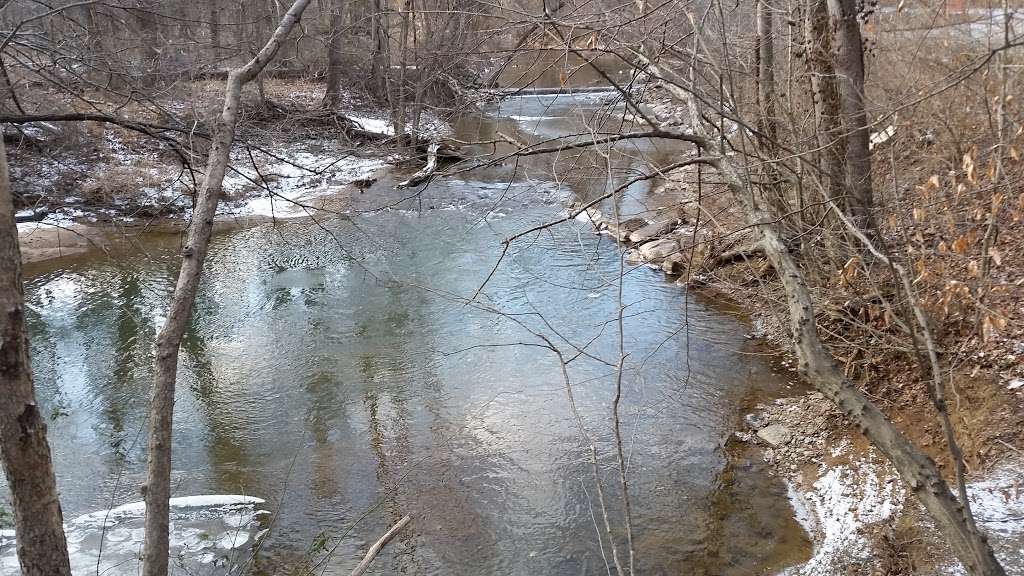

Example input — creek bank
[568,118,1024,571]
[738,393,1024,575]
[10,81,459,264]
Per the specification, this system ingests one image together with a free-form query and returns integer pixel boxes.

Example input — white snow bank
[782,441,905,576]
[0,495,269,575]
[71,494,265,526]
[350,115,395,136]
[220,142,386,218]
[942,458,1024,575]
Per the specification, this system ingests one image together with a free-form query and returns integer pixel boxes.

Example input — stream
[2,55,813,575]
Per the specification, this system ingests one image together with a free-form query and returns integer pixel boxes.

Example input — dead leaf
[963,153,976,183]
[952,235,969,254]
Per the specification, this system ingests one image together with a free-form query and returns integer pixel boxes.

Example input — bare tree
[140,1,313,575]
[0,139,72,576]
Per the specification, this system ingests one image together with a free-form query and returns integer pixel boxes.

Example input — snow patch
[941,458,1024,574]
[0,495,268,575]
[350,115,395,136]
[781,441,904,576]
[220,142,386,218]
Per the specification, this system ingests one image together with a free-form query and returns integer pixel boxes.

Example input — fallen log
[397,141,440,188]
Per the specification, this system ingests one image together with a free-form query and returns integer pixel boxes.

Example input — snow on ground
[779,438,1024,576]
[0,495,269,575]
[942,458,1024,575]
[350,115,395,136]
[781,439,905,575]
[347,110,450,138]
[220,141,386,218]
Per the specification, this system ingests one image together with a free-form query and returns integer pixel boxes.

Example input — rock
[628,218,680,244]
[638,238,680,262]
[605,216,648,241]
[756,424,793,447]
[661,252,688,274]
[745,413,767,429]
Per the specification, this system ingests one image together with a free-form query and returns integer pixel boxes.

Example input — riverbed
[3,58,813,575]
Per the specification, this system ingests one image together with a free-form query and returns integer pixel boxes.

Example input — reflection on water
[4,57,810,575]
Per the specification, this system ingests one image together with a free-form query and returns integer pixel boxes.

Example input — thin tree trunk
[826,0,877,235]
[371,0,390,98]
[754,0,789,221]
[756,0,776,140]
[0,139,72,576]
[209,0,221,49]
[139,2,312,575]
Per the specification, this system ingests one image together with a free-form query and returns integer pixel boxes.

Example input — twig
[349,515,411,576]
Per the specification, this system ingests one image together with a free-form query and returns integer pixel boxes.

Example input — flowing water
[2,55,812,575]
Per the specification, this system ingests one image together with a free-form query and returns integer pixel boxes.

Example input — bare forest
[1,0,1022,575]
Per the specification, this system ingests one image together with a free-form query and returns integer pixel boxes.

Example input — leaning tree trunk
[140,1,312,575]
[711,154,1006,576]
[826,0,877,235]
[644,57,1006,575]
[0,139,72,576]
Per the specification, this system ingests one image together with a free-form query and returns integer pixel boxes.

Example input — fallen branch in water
[349,515,411,576]
[397,141,440,188]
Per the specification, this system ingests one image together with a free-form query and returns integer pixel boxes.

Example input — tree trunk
[209,0,221,49]
[754,0,790,221]
[0,138,72,576]
[805,0,845,206]
[826,0,877,234]
[322,0,346,108]
[371,0,390,98]
[755,0,776,140]
[139,2,312,575]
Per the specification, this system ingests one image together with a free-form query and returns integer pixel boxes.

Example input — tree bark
[805,0,846,206]
[826,0,877,234]
[755,0,776,140]
[139,2,312,575]
[322,0,346,108]
[0,138,72,576]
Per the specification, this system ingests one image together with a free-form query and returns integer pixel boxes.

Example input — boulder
[661,252,688,274]
[756,424,792,447]
[638,238,680,262]
[628,217,681,244]
[605,216,648,241]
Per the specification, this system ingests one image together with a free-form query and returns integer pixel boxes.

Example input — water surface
[4,55,810,575]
